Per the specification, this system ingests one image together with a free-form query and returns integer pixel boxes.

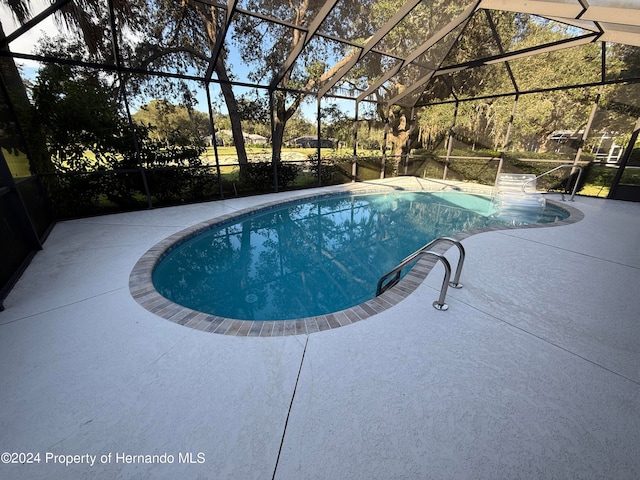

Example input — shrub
[239,162,300,191]
[307,154,351,185]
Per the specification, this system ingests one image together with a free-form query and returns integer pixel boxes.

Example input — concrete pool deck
[1,178,639,479]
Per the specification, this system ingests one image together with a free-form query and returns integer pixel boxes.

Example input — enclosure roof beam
[479,0,640,46]
[478,0,583,18]
[597,22,640,47]
[414,75,640,107]
[268,0,341,91]
[580,4,640,27]
[205,0,239,83]
[317,0,424,98]
[546,16,599,32]
[356,2,479,104]
[485,9,519,95]
[435,32,598,77]
[0,0,73,50]
[380,3,479,107]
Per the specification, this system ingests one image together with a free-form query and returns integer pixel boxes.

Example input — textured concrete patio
[1,179,639,479]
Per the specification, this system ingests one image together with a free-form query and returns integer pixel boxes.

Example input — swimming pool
[150,190,569,322]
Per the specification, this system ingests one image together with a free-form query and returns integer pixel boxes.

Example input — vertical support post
[608,116,640,199]
[403,107,415,176]
[0,62,39,175]
[269,91,279,193]
[495,95,518,186]
[444,101,459,180]
[107,0,152,209]
[316,96,322,186]
[352,100,359,182]
[0,150,43,312]
[0,149,41,250]
[601,42,606,85]
[205,84,224,199]
[381,105,391,179]
[573,85,603,172]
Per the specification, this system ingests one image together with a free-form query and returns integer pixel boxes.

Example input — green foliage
[30,42,210,215]
[239,162,300,192]
[416,104,454,151]
[31,52,132,209]
[133,100,209,147]
[2,149,31,178]
[32,65,117,171]
[410,14,629,157]
[283,111,316,141]
[236,93,270,124]
[307,154,351,186]
[233,92,272,139]
[320,104,353,146]
[354,118,385,151]
[109,125,207,206]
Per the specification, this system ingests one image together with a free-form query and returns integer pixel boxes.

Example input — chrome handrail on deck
[521,164,583,201]
[376,237,465,311]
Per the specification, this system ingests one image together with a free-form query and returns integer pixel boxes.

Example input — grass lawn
[9,143,639,202]
[200,146,381,164]
[2,149,32,178]
[579,185,610,197]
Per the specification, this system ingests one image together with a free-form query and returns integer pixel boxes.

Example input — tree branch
[284,49,361,121]
[136,45,210,71]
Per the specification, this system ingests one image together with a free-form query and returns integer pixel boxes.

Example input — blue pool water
[153,191,568,321]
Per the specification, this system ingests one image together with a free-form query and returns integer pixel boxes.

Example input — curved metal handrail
[377,251,452,310]
[376,237,465,311]
[400,237,465,289]
[521,164,583,201]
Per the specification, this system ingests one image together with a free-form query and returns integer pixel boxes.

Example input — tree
[31,37,207,209]
[416,103,455,151]
[285,110,316,141]
[133,100,209,147]
[1,6,52,173]
[235,93,271,140]
[32,49,124,172]
[1,0,142,174]
[356,0,480,167]
[133,0,251,166]
[588,44,640,150]
[232,0,368,165]
[321,104,352,147]
[416,12,608,155]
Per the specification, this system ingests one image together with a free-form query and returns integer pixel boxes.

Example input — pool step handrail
[401,237,466,288]
[521,164,583,201]
[376,237,465,311]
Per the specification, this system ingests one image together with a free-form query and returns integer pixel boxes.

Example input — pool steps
[494,173,546,214]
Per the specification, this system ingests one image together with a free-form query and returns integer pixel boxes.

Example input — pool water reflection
[152,191,568,320]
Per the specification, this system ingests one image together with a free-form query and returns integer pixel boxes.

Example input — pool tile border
[129,182,584,337]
